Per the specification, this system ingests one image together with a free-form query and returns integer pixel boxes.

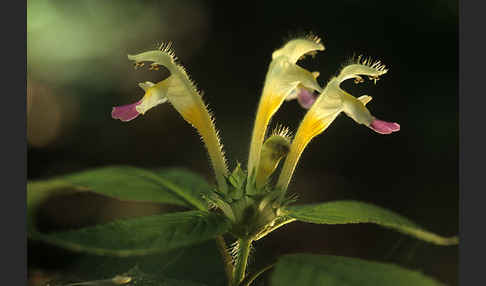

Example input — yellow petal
[272,33,325,64]
[247,35,324,178]
[342,92,374,126]
[277,79,344,191]
[135,80,168,115]
[337,55,388,83]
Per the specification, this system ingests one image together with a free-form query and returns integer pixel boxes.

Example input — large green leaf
[157,240,228,286]
[31,210,230,256]
[271,254,444,286]
[59,240,228,286]
[153,167,216,209]
[45,266,209,286]
[57,166,213,210]
[27,180,83,230]
[287,201,458,246]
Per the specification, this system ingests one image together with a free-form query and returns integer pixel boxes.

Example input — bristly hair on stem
[215,236,234,284]
[232,239,253,286]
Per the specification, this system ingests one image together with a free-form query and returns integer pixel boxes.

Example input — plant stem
[233,238,252,286]
[254,217,296,241]
[215,235,234,285]
[241,263,275,286]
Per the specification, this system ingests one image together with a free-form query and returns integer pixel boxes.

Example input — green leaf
[287,201,458,246]
[153,167,216,210]
[59,166,213,210]
[228,162,246,191]
[62,240,227,286]
[120,265,210,286]
[271,254,444,286]
[27,180,84,231]
[31,210,230,256]
[158,240,228,286]
[44,265,209,286]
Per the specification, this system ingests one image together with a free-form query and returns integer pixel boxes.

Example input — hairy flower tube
[112,34,400,286]
[112,43,229,193]
[246,35,324,182]
[276,56,400,193]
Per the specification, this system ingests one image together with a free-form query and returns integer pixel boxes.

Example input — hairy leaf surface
[55,166,212,210]
[31,210,230,256]
[288,201,458,245]
[271,254,444,286]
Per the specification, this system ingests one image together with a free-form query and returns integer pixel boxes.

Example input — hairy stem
[215,235,234,285]
[233,238,252,286]
[254,217,297,241]
[242,263,275,286]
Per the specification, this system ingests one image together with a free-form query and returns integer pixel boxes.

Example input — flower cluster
[112,34,399,240]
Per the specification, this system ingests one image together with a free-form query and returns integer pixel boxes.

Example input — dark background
[27,0,458,285]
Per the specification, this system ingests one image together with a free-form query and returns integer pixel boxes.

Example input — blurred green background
[27,0,458,285]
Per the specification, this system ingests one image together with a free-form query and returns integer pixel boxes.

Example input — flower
[112,43,229,192]
[247,34,325,181]
[277,56,400,192]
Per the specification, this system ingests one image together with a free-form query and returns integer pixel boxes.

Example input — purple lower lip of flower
[111,100,142,122]
[369,119,400,134]
[297,88,317,109]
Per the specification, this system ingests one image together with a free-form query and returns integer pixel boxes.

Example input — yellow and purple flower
[277,55,400,192]
[247,34,325,179]
[112,43,229,193]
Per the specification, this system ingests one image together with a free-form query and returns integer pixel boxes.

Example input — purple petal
[111,100,142,122]
[297,88,318,109]
[369,118,400,134]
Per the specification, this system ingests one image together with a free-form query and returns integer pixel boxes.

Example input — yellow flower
[277,56,399,192]
[112,43,229,192]
[247,34,325,182]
